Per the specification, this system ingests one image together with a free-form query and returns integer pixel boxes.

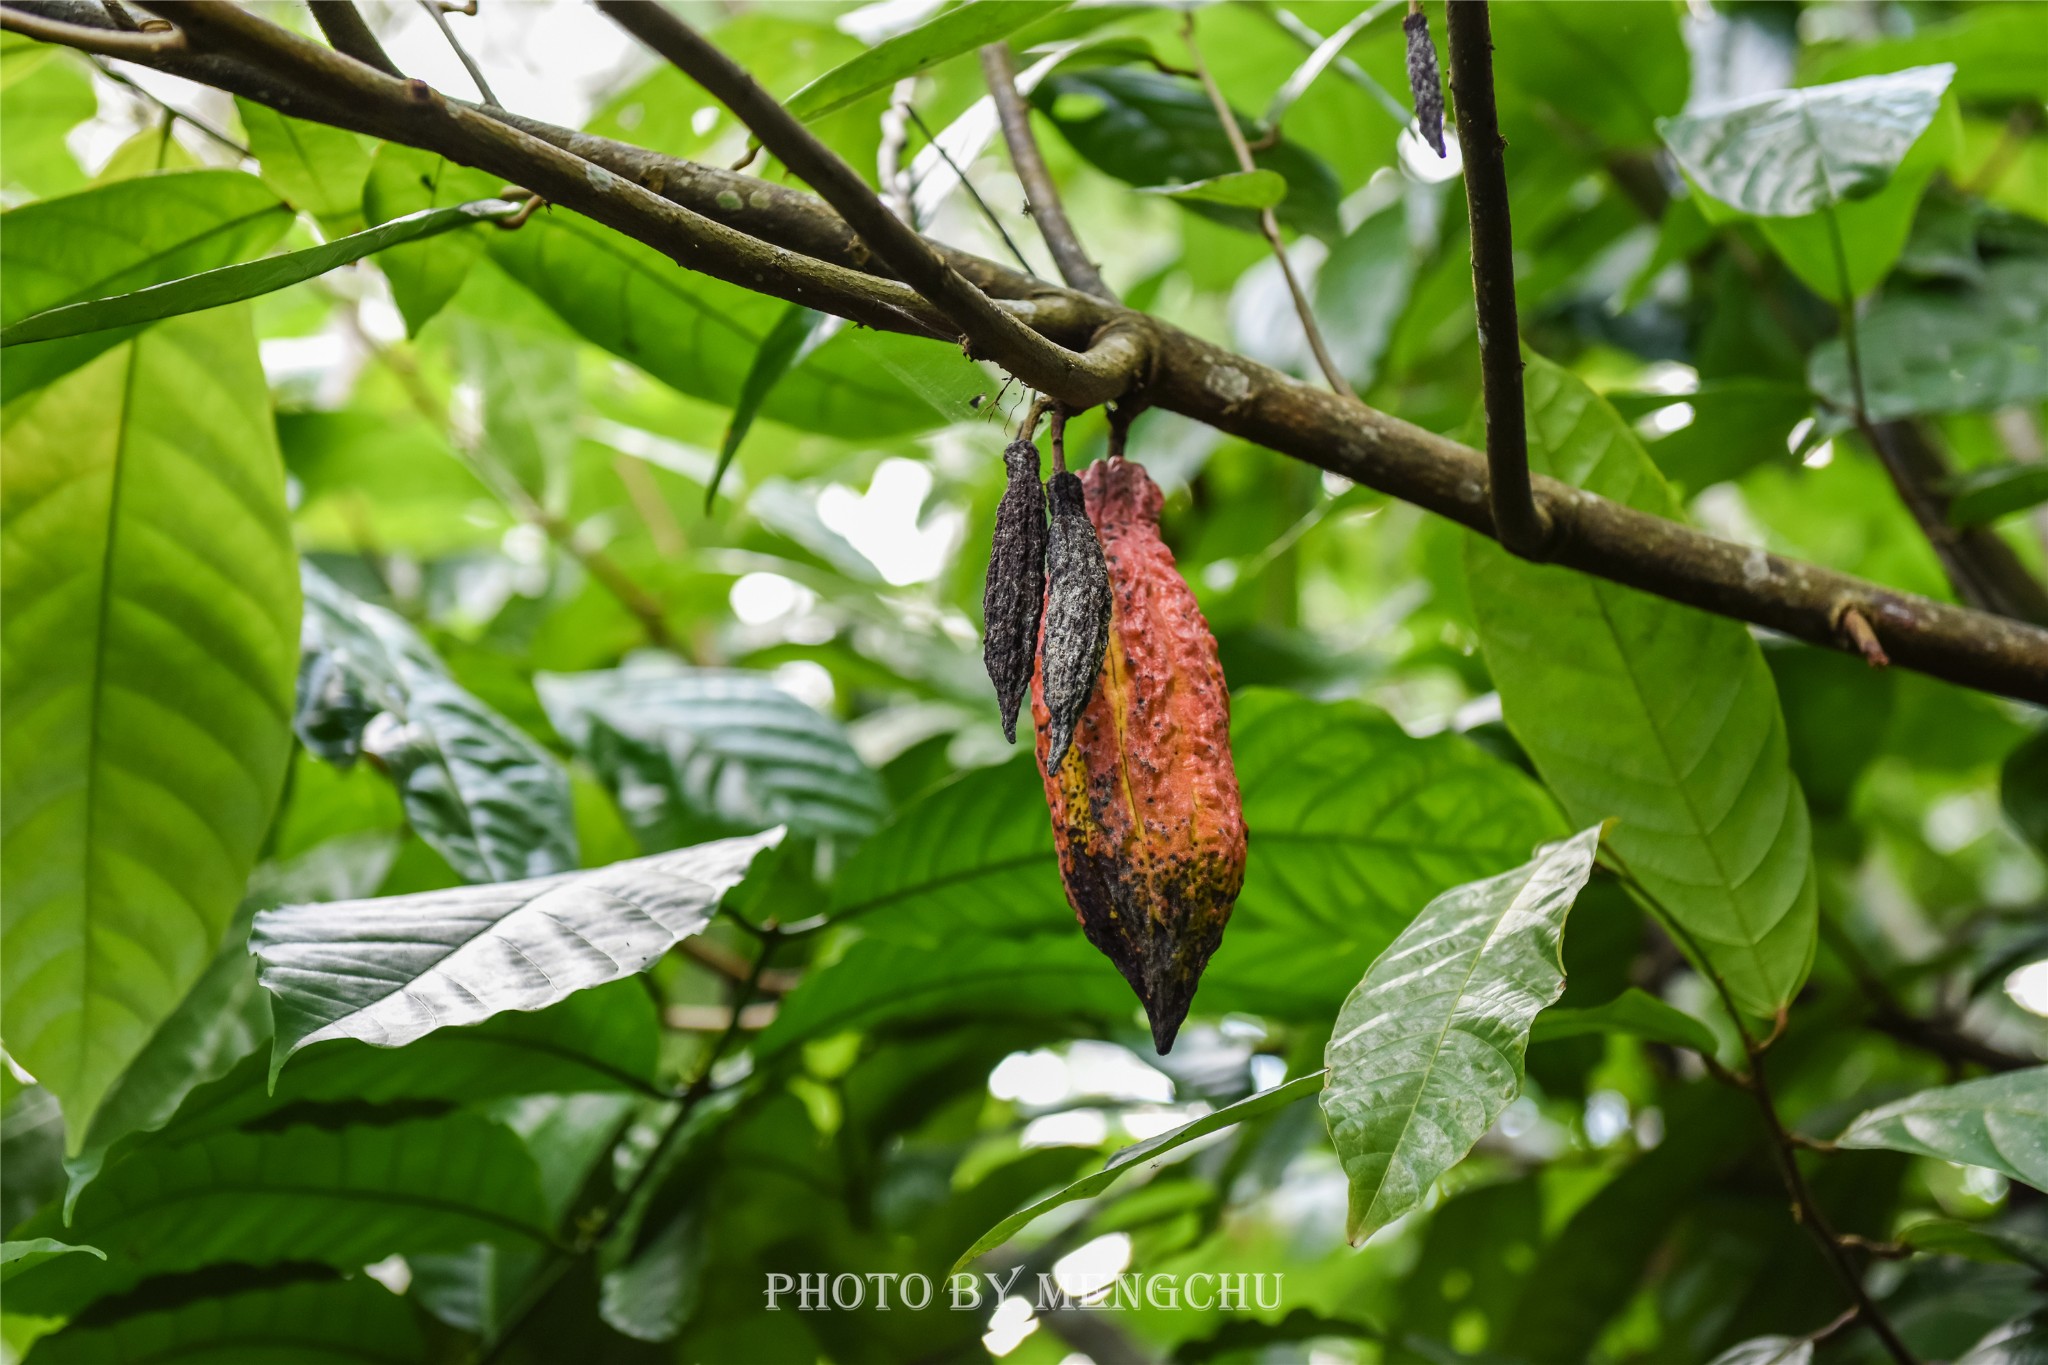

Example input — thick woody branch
[0,3,182,53]
[1444,0,1547,560]
[19,1,2048,704]
[305,0,398,77]
[1865,420,2048,625]
[980,43,1114,301]
[594,0,1146,409]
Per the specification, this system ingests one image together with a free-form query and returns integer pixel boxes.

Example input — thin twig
[1835,603,1890,667]
[416,0,497,107]
[1,3,182,53]
[903,102,1038,277]
[1182,13,1352,400]
[477,928,784,1364]
[1607,861,1922,1365]
[980,42,1112,300]
[1444,0,1548,559]
[306,0,400,76]
[88,54,248,155]
[595,0,1148,409]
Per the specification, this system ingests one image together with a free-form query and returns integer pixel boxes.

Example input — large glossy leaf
[297,562,577,883]
[1530,986,1719,1055]
[1031,67,1343,241]
[754,933,1135,1063]
[361,143,504,336]
[1,36,93,201]
[250,830,780,1076]
[952,1070,1326,1272]
[1322,825,1603,1244]
[1809,257,2048,423]
[62,905,270,1203]
[1,200,516,347]
[1464,356,1817,1018]
[1803,5,2048,101]
[538,659,886,849]
[26,1274,425,1365]
[1836,1068,2048,1189]
[1206,691,1567,1017]
[783,0,1069,123]
[1657,66,1955,219]
[1958,1312,2048,1365]
[0,170,291,400]
[4,1113,551,1317]
[235,98,372,234]
[487,214,983,438]
[1,306,299,1144]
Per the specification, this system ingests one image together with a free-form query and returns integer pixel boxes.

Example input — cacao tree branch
[594,0,1149,409]
[980,42,1115,301]
[414,0,496,108]
[17,2,2048,703]
[0,2,181,53]
[304,0,398,77]
[1444,0,1548,560]
[1864,419,2048,625]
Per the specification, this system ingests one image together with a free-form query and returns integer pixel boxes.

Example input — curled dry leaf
[981,437,1048,743]
[1404,11,1447,157]
[1032,457,1246,1053]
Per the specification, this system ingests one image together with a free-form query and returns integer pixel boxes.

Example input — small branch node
[1833,602,1892,667]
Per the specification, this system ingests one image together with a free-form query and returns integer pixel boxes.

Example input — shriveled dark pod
[1404,10,1446,157]
[981,437,1048,742]
[1038,470,1112,769]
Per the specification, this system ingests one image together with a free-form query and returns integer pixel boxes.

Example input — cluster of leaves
[1,3,2045,1364]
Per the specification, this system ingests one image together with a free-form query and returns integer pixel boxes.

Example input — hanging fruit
[981,435,1048,743]
[1031,442,1246,1054]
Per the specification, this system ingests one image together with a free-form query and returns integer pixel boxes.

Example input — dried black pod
[1040,470,1112,769]
[982,438,1048,742]
[1404,10,1446,157]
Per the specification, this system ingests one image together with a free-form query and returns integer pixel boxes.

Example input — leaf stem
[415,0,497,108]
[1182,12,1352,400]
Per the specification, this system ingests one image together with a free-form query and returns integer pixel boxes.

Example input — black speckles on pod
[1040,471,1112,769]
[1405,10,1447,158]
[982,438,1049,743]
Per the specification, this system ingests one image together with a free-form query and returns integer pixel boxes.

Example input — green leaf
[1530,986,1719,1055]
[951,1070,1325,1272]
[0,169,291,400]
[1322,825,1603,1244]
[250,830,781,1079]
[1618,379,1811,490]
[1,306,299,1147]
[1464,355,1817,1018]
[1138,169,1289,209]
[755,933,1136,1064]
[602,1207,705,1343]
[783,0,1070,124]
[1803,5,2048,102]
[1657,66,1955,218]
[0,1239,102,1282]
[4,1113,551,1317]
[1032,67,1344,241]
[1899,1219,2048,1271]
[297,562,578,883]
[362,143,504,335]
[2003,730,2048,860]
[26,1275,426,1365]
[1836,1068,2048,1189]
[1491,1,1687,148]
[1312,199,1418,393]
[537,659,887,849]
[1948,463,2048,529]
[1810,258,2048,423]
[61,903,270,1207]
[488,214,984,438]
[235,98,372,234]
[1705,1339,1811,1365]
[711,304,828,511]
[1207,692,1568,1017]
[1,200,515,347]
[1,35,92,201]
[1958,1312,2048,1365]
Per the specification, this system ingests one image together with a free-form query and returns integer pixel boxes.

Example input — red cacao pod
[1031,457,1246,1054]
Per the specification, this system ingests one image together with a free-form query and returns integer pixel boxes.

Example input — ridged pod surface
[981,438,1047,743]
[1039,470,1112,767]
[1031,457,1246,1053]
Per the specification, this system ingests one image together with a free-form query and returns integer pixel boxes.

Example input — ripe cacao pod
[981,438,1047,743]
[1039,470,1113,768]
[1032,457,1246,1053]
